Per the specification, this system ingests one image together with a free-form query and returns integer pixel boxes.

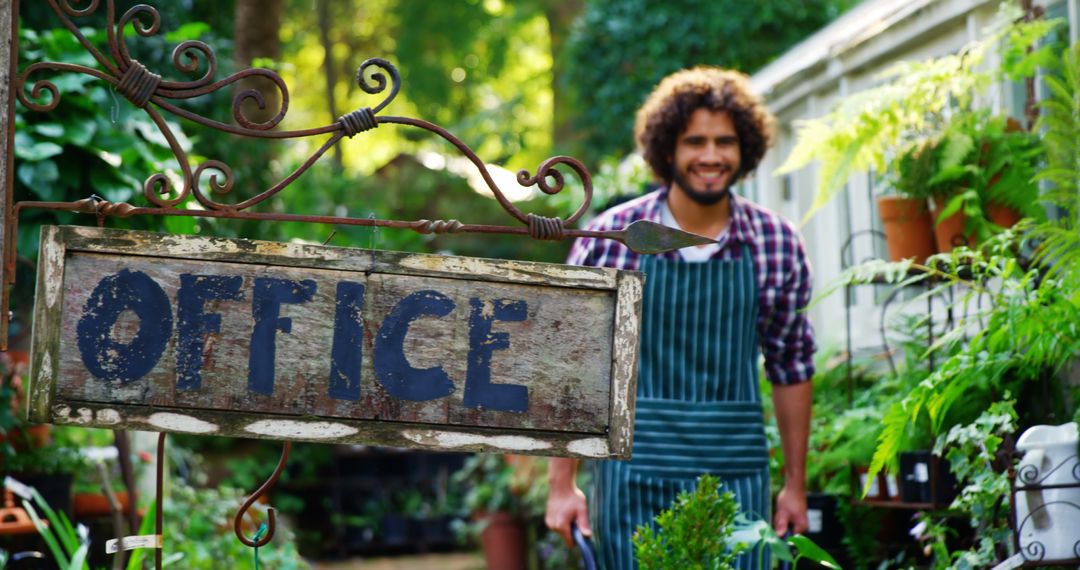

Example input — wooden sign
[27,226,643,459]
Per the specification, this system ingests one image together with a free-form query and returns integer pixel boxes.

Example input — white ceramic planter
[1014,422,1080,563]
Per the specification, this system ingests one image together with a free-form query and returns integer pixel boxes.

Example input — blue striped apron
[592,248,770,570]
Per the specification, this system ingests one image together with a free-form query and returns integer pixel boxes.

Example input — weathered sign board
[27,226,643,459]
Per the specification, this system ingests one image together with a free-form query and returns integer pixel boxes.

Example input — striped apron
[593,248,770,570]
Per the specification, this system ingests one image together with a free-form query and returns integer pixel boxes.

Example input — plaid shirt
[569,188,816,385]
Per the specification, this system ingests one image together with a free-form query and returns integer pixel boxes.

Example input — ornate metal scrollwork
[15,0,591,224]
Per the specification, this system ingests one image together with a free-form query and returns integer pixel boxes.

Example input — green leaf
[125,498,157,570]
[22,500,70,568]
[30,122,65,139]
[17,160,62,198]
[69,542,90,570]
[163,213,198,235]
[90,164,136,203]
[65,119,97,146]
[934,194,966,225]
[15,140,63,161]
[788,535,841,569]
[165,22,211,42]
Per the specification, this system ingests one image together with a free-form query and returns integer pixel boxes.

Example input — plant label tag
[886,474,900,498]
[106,534,162,553]
[914,462,929,483]
[807,508,823,533]
[3,477,33,501]
[860,472,880,497]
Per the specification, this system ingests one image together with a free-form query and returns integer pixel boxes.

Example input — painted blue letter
[373,290,455,401]
[248,278,316,396]
[176,274,244,391]
[328,281,365,401]
[76,269,172,384]
[464,298,528,413]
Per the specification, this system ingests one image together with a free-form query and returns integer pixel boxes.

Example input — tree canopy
[562,0,859,164]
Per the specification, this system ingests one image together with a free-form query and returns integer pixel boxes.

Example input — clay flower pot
[476,511,526,570]
[877,196,936,262]
[932,196,975,252]
[73,491,132,518]
[986,202,1021,229]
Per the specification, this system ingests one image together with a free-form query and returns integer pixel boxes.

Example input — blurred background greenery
[8,0,860,566]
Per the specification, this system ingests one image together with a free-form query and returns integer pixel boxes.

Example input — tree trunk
[542,0,584,156]
[317,0,343,172]
[234,0,284,126]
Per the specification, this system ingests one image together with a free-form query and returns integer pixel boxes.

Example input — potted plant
[819,41,1080,566]
[0,351,84,517]
[894,111,1042,252]
[633,473,841,569]
[451,454,529,570]
[776,7,1058,233]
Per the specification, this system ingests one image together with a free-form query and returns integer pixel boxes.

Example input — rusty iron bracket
[2,0,713,350]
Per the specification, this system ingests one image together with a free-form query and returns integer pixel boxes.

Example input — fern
[778,7,1063,223]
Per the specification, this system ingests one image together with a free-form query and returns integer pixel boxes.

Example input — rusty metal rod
[155,432,165,570]
[234,441,292,549]
[12,200,693,247]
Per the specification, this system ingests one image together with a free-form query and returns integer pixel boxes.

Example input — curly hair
[634,67,775,184]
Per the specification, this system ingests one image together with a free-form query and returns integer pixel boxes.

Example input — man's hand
[773,483,809,535]
[771,381,811,535]
[546,458,591,547]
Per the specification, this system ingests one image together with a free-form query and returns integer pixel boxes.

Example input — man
[545,67,815,569]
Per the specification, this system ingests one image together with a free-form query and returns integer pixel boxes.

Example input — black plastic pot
[10,472,74,518]
[805,493,842,548]
[899,451,957,505]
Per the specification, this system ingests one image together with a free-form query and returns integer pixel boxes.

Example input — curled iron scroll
[234,442,292,549]
[19,1,594,228]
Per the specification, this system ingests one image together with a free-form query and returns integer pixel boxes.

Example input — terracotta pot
[986,203,1021,229]
[932,196,975,252]
[877,196,936,262]
[74,491,132,518]
[477,511,527,570]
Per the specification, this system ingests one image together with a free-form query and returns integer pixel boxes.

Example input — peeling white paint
[44,230,63,309]
[611,274,644,452]
[398,255,615,288]
[244,420,358,439]
[70,408,94,424]
[96,409,122,425]
[146,413,219,434]
[567,438,609,458]
[155,238,243,255]
[39,351,53,387]
[401,430,552,451]
[54,405,71,419]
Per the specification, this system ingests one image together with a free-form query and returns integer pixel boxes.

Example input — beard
[670,166,735,206]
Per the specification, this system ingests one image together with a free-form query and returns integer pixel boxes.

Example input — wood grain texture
[32,227,642,458]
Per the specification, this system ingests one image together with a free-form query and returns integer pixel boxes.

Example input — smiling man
[545,67,816,569]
